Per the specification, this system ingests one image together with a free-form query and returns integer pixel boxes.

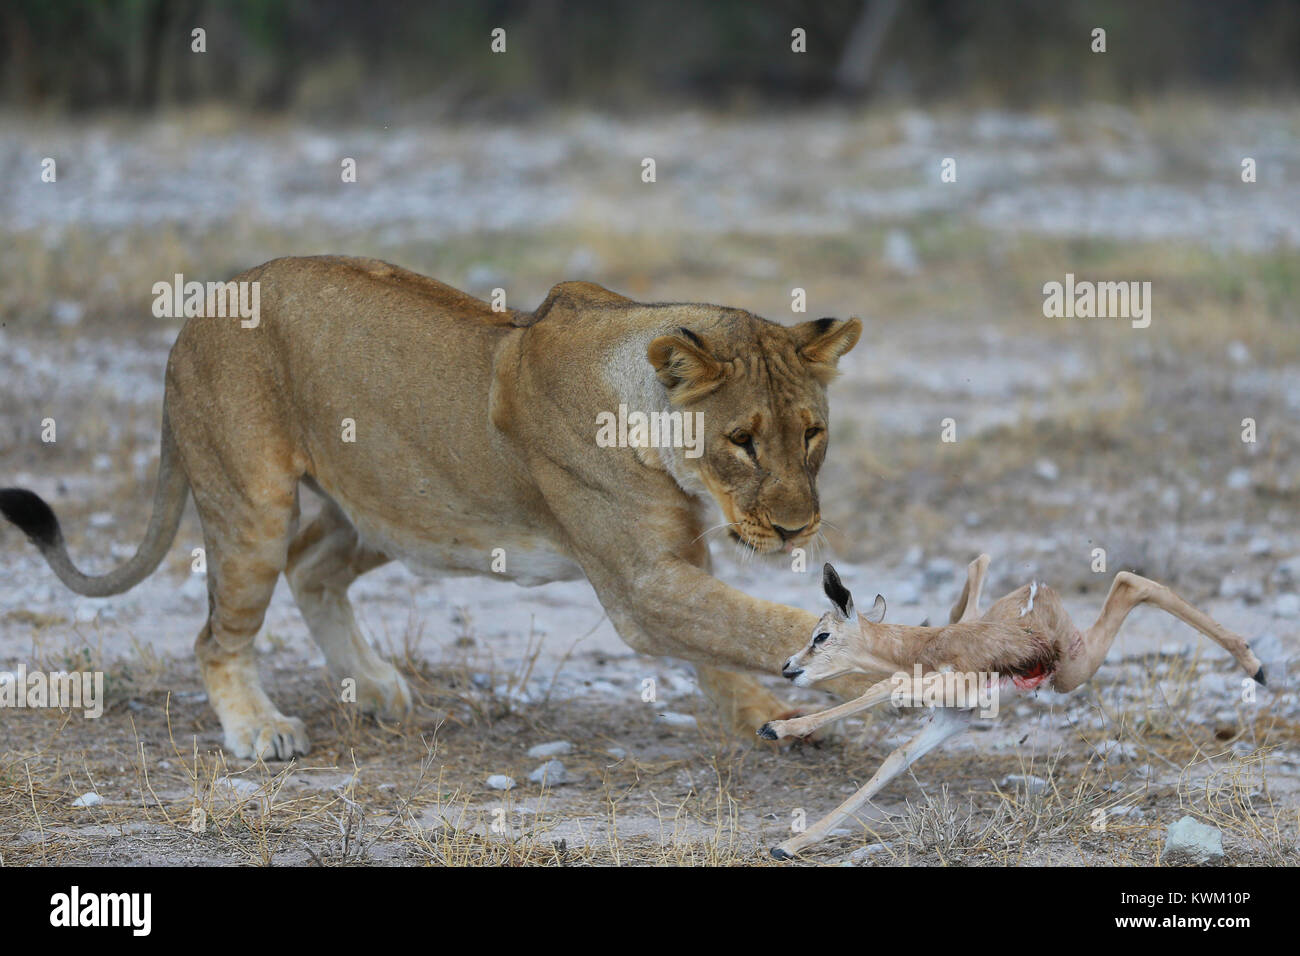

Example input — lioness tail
[1,412,189,597]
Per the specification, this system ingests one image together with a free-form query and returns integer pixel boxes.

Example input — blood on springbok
[761,556,1266,860]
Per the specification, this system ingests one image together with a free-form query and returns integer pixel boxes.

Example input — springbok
[760,556,1266,859]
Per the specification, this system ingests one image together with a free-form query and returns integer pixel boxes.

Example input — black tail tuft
[0,488,62,549]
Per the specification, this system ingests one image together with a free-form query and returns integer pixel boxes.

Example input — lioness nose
[773,523,808,542]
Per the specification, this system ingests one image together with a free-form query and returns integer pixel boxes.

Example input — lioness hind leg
[194,493,308,761]
[285,496,412,720]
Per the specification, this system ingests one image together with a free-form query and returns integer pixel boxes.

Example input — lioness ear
[822,563,855,619]
[793,317,863,383]
[647,328,724,403]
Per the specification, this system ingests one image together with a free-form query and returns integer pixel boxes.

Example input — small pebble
[527,740,573,758]
[528,760,570,785]
[485,774,515,791]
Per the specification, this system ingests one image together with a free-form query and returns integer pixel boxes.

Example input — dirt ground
[1,100,1298,865]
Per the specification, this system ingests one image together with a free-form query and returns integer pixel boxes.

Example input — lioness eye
[805,426,822,444]
[812,632,830,645]
[730,431,757,458]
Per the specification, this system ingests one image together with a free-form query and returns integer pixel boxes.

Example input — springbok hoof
[757,722,778,740]
[770,846,793,861]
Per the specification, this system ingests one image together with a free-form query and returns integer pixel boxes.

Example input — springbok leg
[758,678,895,741]
[772,706,973,859]
[949,553,991,623]
[1053,571,1264,692]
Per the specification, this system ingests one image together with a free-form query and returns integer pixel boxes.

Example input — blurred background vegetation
[3,0,1299,116]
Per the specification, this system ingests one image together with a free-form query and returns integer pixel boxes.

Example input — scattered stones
[1247,536,1272,557]
[1107,804,1145,820]
[485,774,515,791]
[52,300,85,327]
[882,229,920,275]
[527,740,573,759]
[1161,816,1224,865]
[891,578,921,605]
[213,777,262,806]
[528,759,570,785]
[922,557,958,588]
[1095,740,1139,764]
[1218,574,1262,602]
[72,792,102,807]
[1272,555,1300,586]
[656,712,698,728]
[851,843,889,862]
[1000,773,1048,795]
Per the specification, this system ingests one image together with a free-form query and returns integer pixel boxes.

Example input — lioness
[1,256,861,759]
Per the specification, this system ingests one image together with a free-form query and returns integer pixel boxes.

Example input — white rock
[1096,740,1138,763]
[1000,773,1047,794]
[849,843,889,862]
[214,777,262,804]
[72,792,102,807]
[527,740,573,758]
[1034,459,1059,482]
[656,712,698,728]
[882,229,920,275]
[485,774,515,791]
[922,558,957,588]
[1218,574,1261,602]
[1161,816,1224,865]
[1273,594,1300,619]
[1247,536,1272,557]
[1108,804,1145,819]
[53,300,84,326]
[1226,468,1252,491]
[528,759,570,785]
[1226,341,1251,365]
[890,578,921,605]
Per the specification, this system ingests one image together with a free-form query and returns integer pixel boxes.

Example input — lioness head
[647,313,861,555]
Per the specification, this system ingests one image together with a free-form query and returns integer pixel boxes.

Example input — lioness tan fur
[1,256,862,759]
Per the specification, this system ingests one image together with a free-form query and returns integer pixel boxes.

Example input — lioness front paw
[225,714,310,761]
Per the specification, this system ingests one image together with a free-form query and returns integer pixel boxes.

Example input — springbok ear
[864,593,887,624]
[792,317,863,384]
[647,328,724,404]
[822,563,854,619]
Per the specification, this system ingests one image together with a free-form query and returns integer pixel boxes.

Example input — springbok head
[781,563,885,687]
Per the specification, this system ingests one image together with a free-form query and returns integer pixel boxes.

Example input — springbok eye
[812,631,830,645]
